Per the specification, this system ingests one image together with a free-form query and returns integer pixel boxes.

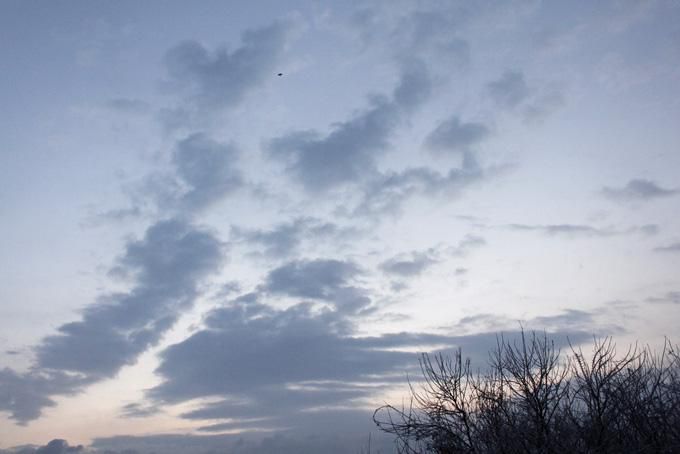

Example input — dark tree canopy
[374,332,680,454]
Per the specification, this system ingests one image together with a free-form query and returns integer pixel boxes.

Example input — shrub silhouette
[374,331,680,454]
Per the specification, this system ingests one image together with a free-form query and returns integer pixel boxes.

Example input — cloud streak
[506,223,658,238]
[602,179,678,201]
[268,60,431,192]
[487,71,531,109]
[654,242,680,253]
[425,116,490,155]
[0,219,223,423]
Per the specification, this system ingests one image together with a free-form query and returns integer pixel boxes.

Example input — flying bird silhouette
[277,73,283,76]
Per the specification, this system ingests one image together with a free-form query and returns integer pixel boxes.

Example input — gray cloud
[268,60,431,192]
[112,133,243,219]
[36,440,84,454]
[353,161,487,217]
[425,116,490,154]
[646,291,680,305]
[507,223,658,238]
[448,234,487,256]
[149,302,407,408]
[119,402,161,419]
[379,236,484,281]
[267,98,397,191]
[0,220,223,423]
[380,249,438,277]
[172,133,243,211]
[450,308,607,337]
[349,5,470,68]
[231,217,357,258]
[164,20,293,112]
[393,58,433,110]
[263,259,370,314]
[486,70,565,122]
[487,70,531,109]
[522,86,565,122]
[144,297,594,439]
[0,439,86,454]
[37,220,222,377]
[0,369,85,424]
[91,431,395,454]
[531,309,596,331]
[391,8,470,66]
[602,179,678,201]
[105,98,151,115]
[654,242,680,253]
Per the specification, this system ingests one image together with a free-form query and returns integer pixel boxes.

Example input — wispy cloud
[506,223,658,238]
[646,291,680,305]
[654,242,680,253]
[487,70,531,109]
[602,179,678,202]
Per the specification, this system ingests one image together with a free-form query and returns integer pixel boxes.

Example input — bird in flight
[277,73,283,76]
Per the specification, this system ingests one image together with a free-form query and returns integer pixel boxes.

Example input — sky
[1,0,680,452]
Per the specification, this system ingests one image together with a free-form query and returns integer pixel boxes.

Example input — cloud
[119,402,161,419]
[602,179,678,201]
[231,217,357,258]
[0,439,86,454]
[268,60,431,192]
[654,242,680,253]
[425,116,490,155]
[522,85,565,122]
[487,70,531,109]
[352,161,488,217]
[36,440,84,454]
[171,133,243,211]
[392,58,433,110]
[506,223,658,238]
[646,291,680,305]
[263,259,370,314]
[112,133,243,219]
[348,5,470,68]
[105,98,150,115]
[0,219,223,423]
[390,8,470,66]
[380,249,438,277]
[448,234,487,256]
[143,285,594,436]
[486,70,564,122]
[0,369,84,424]
[531,309,596,331]
[37,220,222,376]
[148,302,411,410]
[379,237,483,280]
[164,20,293,112]
[91,431,395,454]
[267,97,398,191]
[450,308,607,336]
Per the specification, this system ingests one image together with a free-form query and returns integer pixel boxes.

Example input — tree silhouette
[374,331,680,454]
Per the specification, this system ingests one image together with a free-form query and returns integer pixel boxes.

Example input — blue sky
[1,1,680,452]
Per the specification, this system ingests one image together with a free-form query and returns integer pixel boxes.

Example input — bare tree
[374,331,680,454]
